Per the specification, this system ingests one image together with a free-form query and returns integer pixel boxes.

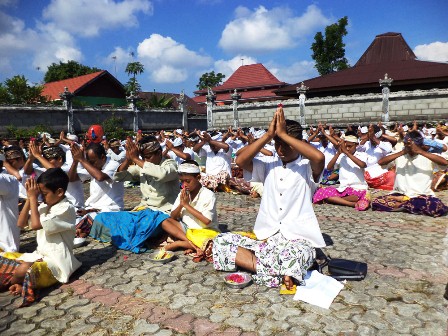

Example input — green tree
[124,61,144,95]
[0,75,46,104]
[44,60,101,83]
[196,71,225,90]
[311,16,350,76]
[140,93,174,109]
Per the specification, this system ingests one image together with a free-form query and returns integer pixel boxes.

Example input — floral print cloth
[212,232,315,287]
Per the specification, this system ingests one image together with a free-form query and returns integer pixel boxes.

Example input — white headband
[178,163,200,174]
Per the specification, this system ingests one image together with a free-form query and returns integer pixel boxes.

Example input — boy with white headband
[162,160,218,260]
[313,131,370,210]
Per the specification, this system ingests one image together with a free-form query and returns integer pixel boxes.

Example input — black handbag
[327,258,368,281]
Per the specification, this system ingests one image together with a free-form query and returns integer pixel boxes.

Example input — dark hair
[286,119,303,140]
[181,159,199,167]
[37,168,69,192]
[86,142,106,158]
[344,130,358,138]
[371,124,381,134]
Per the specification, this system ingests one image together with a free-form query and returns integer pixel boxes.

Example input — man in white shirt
[212,106,326,290]
[164,137,195,165]
[0,153,20,252]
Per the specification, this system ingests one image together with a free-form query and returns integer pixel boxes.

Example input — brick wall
[211,89,448,129]
[0,106,206,134]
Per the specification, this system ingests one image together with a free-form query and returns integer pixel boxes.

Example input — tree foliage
[196,71,226,90]
[140,93,174,109]
[311,16,350,76]
[44,60,101,83]
[0,75,47,104]
[124,61,145,95]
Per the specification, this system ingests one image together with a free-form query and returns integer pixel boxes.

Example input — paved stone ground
[1,186,447,335]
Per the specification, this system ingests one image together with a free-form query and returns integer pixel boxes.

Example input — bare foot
[9,284,23,296]
[283,275,294,290]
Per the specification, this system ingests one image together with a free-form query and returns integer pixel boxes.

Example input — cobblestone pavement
[1,186,447,335]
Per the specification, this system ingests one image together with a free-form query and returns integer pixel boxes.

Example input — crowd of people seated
[1,106,448,306]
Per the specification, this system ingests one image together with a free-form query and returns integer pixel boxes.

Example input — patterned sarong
[320,168,339,185]
[0,255,37,307]
[372,193,448,217]
[313,186,370,211]
[200,171,229,191]
[212,232,315,287]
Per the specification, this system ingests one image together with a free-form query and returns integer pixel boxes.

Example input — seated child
[0,168,81,306]
[372,131,448,217]
[313,132,370,211]
[161,160,219,261]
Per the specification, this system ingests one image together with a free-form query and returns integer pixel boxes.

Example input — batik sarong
[372,193,448,217]
[200,171,229,191]
[320,168,339,185]
[0,253,57,307]
[212,232,315,287]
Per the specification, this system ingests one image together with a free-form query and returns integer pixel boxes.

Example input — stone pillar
[177,90,188,131]
[296,82,309,126]
[59,87,75,133]
[231,89,241,129]
[379,73,393,123]
[206,87,216,130]
[127,92,141,132]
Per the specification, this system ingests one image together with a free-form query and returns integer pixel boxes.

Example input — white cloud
[152,66,187,83]
[414,41,448,62]
[219,5,331,53]
[136,34,212,83]
[267,60,317,84]
[214,55,257,78]
[42,0,152,37]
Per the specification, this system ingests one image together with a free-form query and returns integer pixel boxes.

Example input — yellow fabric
[1,252,58,289]
[186,228,219,249]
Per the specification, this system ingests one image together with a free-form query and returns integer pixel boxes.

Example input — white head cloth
[178,163,200,174]
[175,129,183,135]
[211,133,222,141]
[66,133,78,142]
[254,129,266,139]
[402,125,409,132]
[360,126,368,134]
[342,135,358,143]
[374,130,383,138]
[172,138,183,147]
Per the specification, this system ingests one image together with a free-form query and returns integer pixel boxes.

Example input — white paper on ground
[293,270,344,309]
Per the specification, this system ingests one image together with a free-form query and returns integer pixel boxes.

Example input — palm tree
[125,61,144,95]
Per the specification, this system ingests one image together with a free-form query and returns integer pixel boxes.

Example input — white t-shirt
[363,141,393,178]
[79,158,124,211]
[18,198,82,283]
[168,147,195,165]
[311,142,336,168]
[199,144,232,176]
[335,152,368,191]
[0,171,20,252]
[251,155,326,247]
[393,154,436,197]
[172,187,218,231]
[107,148,127,164]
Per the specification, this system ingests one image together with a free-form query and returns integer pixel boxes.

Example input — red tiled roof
[42,71,105,100]
[276,32,448,96]
[194,63,286,95]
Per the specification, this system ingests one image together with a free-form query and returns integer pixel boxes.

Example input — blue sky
[1,0,447,97]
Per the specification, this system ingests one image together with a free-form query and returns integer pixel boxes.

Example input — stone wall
[0,106,206,134]
[211,89,448,129]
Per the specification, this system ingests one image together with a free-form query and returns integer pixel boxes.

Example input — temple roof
[276,32,448,97]
[193,63,287,104]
